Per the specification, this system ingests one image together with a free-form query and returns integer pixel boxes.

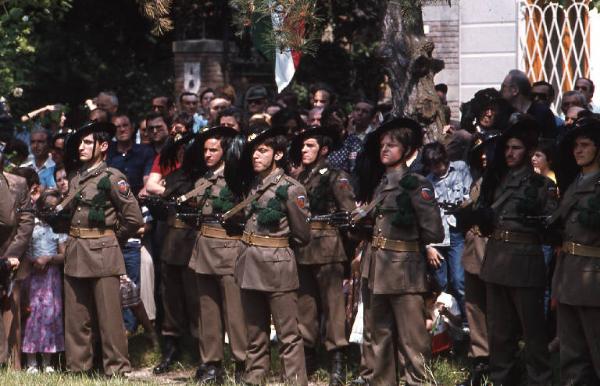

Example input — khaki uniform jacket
[0,172,34,280]
[480,165,558,287]
[235,168,310,292]
[362,166,444,295]
[295,160,356,265]
[0,173,17,246]
[552,170,600,307]
[189,166,242,275]
[461,178,487,275]
[64,162,143,278]
[160,169,197,266]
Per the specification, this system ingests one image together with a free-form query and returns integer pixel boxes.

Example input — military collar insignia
[319,167,329,175]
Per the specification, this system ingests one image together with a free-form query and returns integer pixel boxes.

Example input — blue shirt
[22,157,56,189]
[107,143,155,195]
[328,134,363,173]
[427,160,472,245]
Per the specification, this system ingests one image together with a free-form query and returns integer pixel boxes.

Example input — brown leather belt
[371,235,419,252]
[241,232,289,248]
[200,225,241,240]
[310,222,337,231]
[563,241,600,258]
[69,227,115,239]
[168,218,194,229]
[491,229,539,244]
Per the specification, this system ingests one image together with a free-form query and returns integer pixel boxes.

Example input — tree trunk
[380,0,447,143]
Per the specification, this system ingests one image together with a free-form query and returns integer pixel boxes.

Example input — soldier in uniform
[225,127,310,385]
[476,116,556,385]
[0,131,17,245]
[456,134,499,386]
[60,121,143,376]
[0,129,34,368]
[152,133,201,375]
[353,117,444,385]
[550,117,600,385]
[288,126,356,384]
[182,126,247,383]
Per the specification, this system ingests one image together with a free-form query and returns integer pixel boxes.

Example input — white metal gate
[518,0,591,111]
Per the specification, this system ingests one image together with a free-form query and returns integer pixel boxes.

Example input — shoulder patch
[296,195,306,209]
[117,179,131,197]
[420,187,434,201]
[338,177,351,190]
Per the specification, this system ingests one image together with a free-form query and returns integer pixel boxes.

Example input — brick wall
[423,4,460,121]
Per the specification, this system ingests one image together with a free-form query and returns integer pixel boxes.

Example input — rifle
[174,212,245,229]
[308,211,373,232]
[138,196,180,209]
[438,201,463,215]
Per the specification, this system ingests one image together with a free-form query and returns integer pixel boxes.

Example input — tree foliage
[0,0,72,98]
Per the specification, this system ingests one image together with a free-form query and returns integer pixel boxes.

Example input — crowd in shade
[0,69,600,386]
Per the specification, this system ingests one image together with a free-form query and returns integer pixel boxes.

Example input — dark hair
[172,112,194,131]
[11,167,40,188]
[92,131,112,145]
[53,162,66,179]
[532,80,555,101]
[322,105,349,128]
[199,88,215,100]
[277,91,298,109]
[37,189,61,212]
[435,83,448,94]
[152,95,174,108]
[421,142,449,168]
[271,108,305,135]
[310,82,336,104]
[179,91,198,103]
[145,110,171,128]
[533,141,556,167]
[217,107,243,125]
[310,134,334,155]
[508,69,532,98]
[260,135,288,160]
[6,138,29,161]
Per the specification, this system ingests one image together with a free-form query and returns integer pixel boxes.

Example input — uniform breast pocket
[89,237,120,251]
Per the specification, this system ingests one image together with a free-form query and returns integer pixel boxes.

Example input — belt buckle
[71,228,80,237]
[247,233,255,245]
[373,235,384,249]
[567,242,577,255]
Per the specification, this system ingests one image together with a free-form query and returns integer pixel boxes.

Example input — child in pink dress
[22,190,66,373]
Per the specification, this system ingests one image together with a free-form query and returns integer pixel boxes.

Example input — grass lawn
[0,332,560,385]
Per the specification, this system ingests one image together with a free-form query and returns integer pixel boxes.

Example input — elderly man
[501,69,557,138]
[96,91,119,115]
[574,77,600,113]
[21,127,56,189]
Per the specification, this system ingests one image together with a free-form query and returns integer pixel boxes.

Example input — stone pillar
[173,39,225,98]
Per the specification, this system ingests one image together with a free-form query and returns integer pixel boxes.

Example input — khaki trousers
[64,275,130,375]
[558,302,600,385]
[371,293,430,386]
[241,289,308,386]
[160,264,199,337]
[464,271,488,358]
[486,283,551,386]
[297,263,348,351]
[196,273,247,363]
[0,280,22,368]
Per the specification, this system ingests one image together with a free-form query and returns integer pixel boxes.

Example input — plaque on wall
[183,62,201,94]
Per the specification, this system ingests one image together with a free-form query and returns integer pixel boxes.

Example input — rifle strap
[55,184,87,213]
[351,193,389,222]
[177,180,214,203]
[222,174,283,221]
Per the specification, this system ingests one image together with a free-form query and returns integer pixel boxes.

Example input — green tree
[0,0,72,98]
